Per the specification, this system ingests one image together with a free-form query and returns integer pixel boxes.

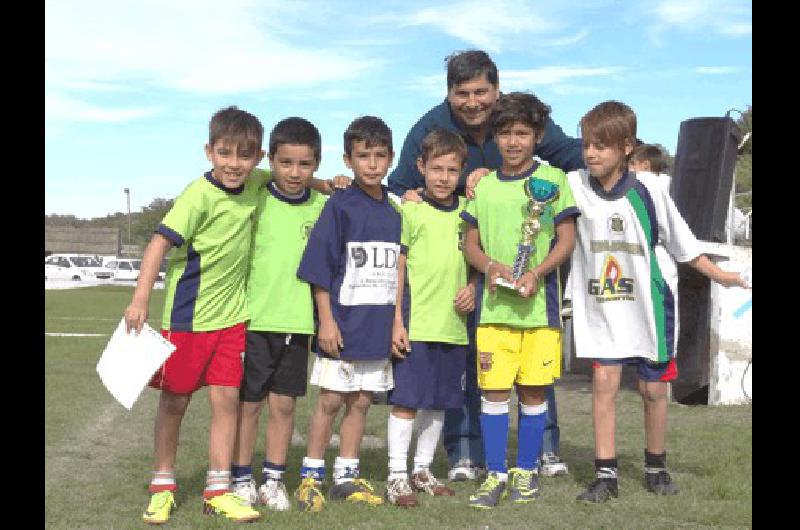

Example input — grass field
[45,285,752,529]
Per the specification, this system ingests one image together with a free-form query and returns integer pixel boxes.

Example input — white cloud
[45,92,164,123]
[44,0,380,118]
[650,0,751,37]
[695,66,740,75]
[501,66,624,90]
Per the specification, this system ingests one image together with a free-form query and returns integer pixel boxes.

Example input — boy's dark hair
[209,106,264,152]
[269,117,322,162]
[580,101,637,153]
[489,92,551,134]
[343,116,393,156]
[420,128,467,167]
[632,143,669,174]
[445,50,498,90]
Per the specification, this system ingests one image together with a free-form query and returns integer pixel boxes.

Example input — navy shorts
[388,341,467,410]
[240,331,311,401]
[592,357,678,382]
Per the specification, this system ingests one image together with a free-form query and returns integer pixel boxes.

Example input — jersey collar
[589,169,635,200]
[496,161,540,181]
[267,181,311,204]
[421,192,459,212]
[204,171,245,195]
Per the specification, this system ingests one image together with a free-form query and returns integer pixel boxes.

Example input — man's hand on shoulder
[465,168,490,199]
[402,188,424,203]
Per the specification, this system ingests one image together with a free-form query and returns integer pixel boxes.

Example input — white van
[104,258,142,281]
[45,254,113,281]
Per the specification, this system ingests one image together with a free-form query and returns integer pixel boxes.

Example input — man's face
[447,73,499,131]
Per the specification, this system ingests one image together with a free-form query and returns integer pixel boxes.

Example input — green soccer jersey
[462,162,578,329]
[401,195,469,345]
[159,169,271,332]
[247,182,328,334]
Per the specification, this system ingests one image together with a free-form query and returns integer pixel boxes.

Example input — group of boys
[123,50,748,525]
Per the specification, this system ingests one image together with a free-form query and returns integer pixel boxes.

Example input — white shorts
[309,356,394,392]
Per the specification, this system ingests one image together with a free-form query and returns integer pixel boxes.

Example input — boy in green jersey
[460,93,579,508]
[124,106,264,524]
[385,128,477,507]
[230,117,328,511]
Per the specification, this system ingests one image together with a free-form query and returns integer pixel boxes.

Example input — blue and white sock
[262,460,286,483]
[301,457,326,485]
[480,397,509,481]
[333,457,360,485]
[517,402,547,471]
[231,464,253,486]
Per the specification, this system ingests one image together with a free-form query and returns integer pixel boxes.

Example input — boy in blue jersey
[230,117,328,511]
[294,116,401,510]
[384,128,476,507]
[461,92,579,509]
[568,101,749,503]
[124,106,264,524]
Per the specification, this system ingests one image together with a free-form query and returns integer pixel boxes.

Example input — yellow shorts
[476,324,561,390]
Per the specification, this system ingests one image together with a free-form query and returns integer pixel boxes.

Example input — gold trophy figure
[495,177,560,292]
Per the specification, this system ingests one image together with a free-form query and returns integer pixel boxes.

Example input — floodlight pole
[124,188,131,244]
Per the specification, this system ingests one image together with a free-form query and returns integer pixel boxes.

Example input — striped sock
[149,470,176,493]
[301,457,326,485]
[231,464,253,487]
[595,458,618,481]
[333,457,360,485]
[262,460,286,482]
[203,470,231,498]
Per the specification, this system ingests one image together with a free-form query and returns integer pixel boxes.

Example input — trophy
[495,177,560,293]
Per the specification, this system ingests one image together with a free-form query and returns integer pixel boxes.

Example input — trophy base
[494,277,524,294]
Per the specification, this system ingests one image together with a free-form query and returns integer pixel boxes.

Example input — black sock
[645,450,666,473]
[595,458,618,480]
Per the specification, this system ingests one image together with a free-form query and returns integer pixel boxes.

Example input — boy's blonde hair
[580,101,636,155]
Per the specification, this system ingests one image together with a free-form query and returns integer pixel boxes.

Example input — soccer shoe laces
[511,469,533,490]
[352,478,376,493]
[147,490,175,510]
[387,477,414,496]
[477,473,502,494]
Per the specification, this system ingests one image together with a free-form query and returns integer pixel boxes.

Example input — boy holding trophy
[460,92,579,509]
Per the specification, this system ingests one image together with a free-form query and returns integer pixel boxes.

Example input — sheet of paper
[96,319,175,410]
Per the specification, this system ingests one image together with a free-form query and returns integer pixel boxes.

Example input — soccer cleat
[329,479,384,505]
[294,477,326,512]
[576,478,619,503]
[468,472,507,509]
[448,459,479,481]
[645,470,679,495]
[540,453,569,477]
[232,478,258,506]
[411,468,454,496]
[259,479,291,511]
[143,490,176,525]
[385,477,419,507]
[202,492,261,522]
[507,468,539,503]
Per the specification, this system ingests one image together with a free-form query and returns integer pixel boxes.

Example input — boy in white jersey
[230,118,328,511]
[461,92,579,509]
[294,116,401,510]
[124,106,264,524]
[384,128,476,507]
[568,101,749,503]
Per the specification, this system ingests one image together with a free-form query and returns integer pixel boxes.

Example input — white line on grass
[46,333,109,337]
[49,317,119,321]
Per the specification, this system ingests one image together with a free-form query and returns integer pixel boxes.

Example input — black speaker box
[670,117,742,242]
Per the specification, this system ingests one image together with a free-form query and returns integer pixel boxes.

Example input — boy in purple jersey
[294,116,401,511]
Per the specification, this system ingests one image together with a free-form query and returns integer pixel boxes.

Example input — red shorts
[149,323,246,394]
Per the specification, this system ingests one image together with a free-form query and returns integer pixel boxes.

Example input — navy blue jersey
[297,184,402,361]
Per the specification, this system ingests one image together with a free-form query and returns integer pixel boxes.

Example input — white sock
[388,413,414,480]
[333,457,360,485]
[413,409,444,473]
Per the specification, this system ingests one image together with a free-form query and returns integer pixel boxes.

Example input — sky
[45,0,752,218]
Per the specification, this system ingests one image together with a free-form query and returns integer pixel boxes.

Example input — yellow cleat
[294,477,326,512]
[143,490,175,525]
[329,478,384,505]
[202,492,261,522]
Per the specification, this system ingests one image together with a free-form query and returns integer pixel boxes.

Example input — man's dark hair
[420,128,467,167]
[268,117,322,162]
[208,106,263,151]
[489,92,551,134]
[343,116,393,156]
[445,50,499,90]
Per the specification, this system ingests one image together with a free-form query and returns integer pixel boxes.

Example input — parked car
[45,254,112,280]
[104,258,142,281]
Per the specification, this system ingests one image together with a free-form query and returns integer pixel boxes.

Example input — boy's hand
[454,284,476,313]
[486,261,514,294]
[516,270,541,298]
[402,188,424,203]
[391,319,410,359]
[717,271,751,289]
[465,168,490,199]
[318,318,343,358]
[325,174,352,194]
[124,301,148,334]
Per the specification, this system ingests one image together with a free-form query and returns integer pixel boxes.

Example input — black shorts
[240,331,311,401]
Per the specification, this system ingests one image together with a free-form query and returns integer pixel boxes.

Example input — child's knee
[349,393,372,415]
[317,392,344,416]
[160,391,191,416]
[270,396,296,418]
[640,382,669,402]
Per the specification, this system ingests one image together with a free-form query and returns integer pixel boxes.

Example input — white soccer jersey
[567,169,702,362]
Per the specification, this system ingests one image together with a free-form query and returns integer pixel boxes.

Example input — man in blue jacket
[387,50,583,481]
